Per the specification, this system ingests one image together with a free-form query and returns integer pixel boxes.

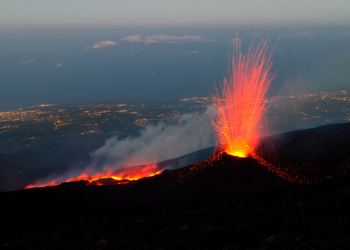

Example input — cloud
[120,35,142,42]
[183,50,199,56]
[144,35,214,44]
[86,41,118,49]
[21,59,35,65]
[56,63,63,67]
[120,35,217,44]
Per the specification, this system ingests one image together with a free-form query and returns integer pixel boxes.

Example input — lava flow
[25,164,162,189]
[211,38,276,158]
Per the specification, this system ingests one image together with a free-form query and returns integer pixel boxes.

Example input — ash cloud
[92,106,215,172]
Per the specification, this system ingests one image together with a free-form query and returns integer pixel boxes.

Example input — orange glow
[211,38,276,158]
[25,164,162,189]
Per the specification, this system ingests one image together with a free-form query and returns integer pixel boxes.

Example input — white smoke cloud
[91,106,215,171]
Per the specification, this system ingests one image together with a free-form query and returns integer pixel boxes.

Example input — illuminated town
[0,91,350,148]
[0,97,208,148]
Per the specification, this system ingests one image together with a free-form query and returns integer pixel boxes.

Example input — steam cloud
[92,106,215,172]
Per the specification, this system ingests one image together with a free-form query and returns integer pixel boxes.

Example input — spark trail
[211,38,276,158]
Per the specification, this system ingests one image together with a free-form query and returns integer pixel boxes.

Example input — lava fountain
[211,38,276,158]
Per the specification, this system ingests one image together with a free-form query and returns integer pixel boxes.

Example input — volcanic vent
[146,149,298,200]
[43,149,298,204]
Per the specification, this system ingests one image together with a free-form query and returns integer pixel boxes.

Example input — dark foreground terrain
[1,123,350,250]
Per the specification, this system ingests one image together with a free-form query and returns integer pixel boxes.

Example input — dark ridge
[0,144,215,191]
[2,123,350,249]
[0,150,299,249]
[257,122,350,182]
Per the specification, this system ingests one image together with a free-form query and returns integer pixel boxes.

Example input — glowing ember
[211,38,276,158]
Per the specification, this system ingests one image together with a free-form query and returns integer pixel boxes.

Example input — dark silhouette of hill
[257,122,350,182]
[0,144,215,191]
[0,135,106,191]
[1,123,350,249]
[5,122,350,191]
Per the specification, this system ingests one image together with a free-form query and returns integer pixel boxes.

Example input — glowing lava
[211,38,276,158]
[25,164,162,189]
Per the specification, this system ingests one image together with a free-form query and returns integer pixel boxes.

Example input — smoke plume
[92,106,215,172]
[21,107,215,189]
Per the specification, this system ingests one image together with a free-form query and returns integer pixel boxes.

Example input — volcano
[2,123,350,249]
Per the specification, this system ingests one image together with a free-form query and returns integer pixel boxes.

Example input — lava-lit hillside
[33,149,296,205]
[2,123,350,249]
[47,122,350,193]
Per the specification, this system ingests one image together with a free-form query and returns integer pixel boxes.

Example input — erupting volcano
[211,38,276,158]
[24,38,279,190]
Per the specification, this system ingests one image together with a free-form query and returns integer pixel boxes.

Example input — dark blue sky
[1,1,349,28]
[1,1,350,111]
[0,26,350,111]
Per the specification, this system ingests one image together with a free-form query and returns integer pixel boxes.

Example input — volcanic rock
[89,178,128,186]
